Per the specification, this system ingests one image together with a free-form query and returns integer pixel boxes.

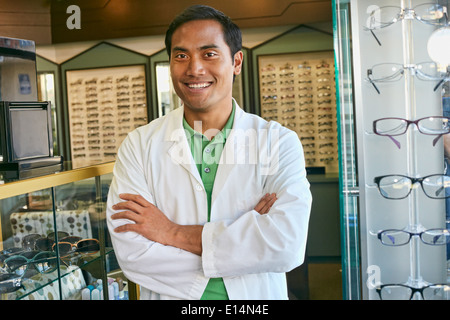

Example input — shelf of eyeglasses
[260,61,334,73]
[69,75,146,90]
[70,115,148,128]
[261,78,335,88]
[262,120,337,133]
[261,95,335,104]
[0,246,115,298]
[260,84,336,94]
[261,112,336,122]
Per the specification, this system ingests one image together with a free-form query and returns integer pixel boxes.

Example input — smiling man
[106,5,312,300]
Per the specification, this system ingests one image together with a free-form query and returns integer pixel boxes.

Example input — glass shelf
[0,161,135,300]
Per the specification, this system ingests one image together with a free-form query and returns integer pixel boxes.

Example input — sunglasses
[2,250,58,276]
[52,238,100,257]
[0,273,23,294]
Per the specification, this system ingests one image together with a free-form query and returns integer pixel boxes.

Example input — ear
[233,51,244,75]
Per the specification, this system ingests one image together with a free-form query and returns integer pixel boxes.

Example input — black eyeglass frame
[376,283,450,300]
[377,228,450,246]
[373,174,450,200]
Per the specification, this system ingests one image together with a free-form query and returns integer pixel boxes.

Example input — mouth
[185,82,213,90]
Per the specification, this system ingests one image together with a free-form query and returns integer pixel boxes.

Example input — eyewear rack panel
[258,51,338,173]
[66,65,148,168]
[348,0,449,300]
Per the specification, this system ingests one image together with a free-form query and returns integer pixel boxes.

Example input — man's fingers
[111,210,143,223]
[253,193,270,212]
[254,193,277,215]
[119,193,153,208]
[260,194,277,214]
[113,194,154,214]
[114,222,139,233]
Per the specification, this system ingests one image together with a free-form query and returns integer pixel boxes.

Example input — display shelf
[335,0,450,300]
[0,161,136,300]
[66,65,148,168]
[258,51,338,173]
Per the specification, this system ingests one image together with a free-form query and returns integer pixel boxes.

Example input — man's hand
[111,194,177,247]
[111,192,277,256]
[254,193,277,214]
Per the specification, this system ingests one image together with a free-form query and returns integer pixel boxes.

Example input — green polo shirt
[182,103,235,300]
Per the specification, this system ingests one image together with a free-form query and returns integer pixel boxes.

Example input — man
[106,5,312,300]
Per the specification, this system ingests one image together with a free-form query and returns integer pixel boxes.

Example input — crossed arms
[110,192,277,256]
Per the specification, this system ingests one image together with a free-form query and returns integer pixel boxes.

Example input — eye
[205,51,218,58]
[174,53,188,59]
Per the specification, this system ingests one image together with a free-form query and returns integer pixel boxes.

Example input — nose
[186,56,205,76]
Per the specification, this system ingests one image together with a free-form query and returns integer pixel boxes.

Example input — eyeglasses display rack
[258,51,338,173]
[339,0,450,299]
[66,65,148,168]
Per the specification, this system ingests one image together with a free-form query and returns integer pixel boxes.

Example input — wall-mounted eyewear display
[258,51,338,173]
[364,3,447,46]
[366,62,449,93]
[372,116,450,148]
[377,228,450,246]
[373,174,450,200]
[375,283,450,300]
[66,65,148,167]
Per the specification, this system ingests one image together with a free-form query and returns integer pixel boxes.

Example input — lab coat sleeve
[106,132,206,299]
[202,129,312,277]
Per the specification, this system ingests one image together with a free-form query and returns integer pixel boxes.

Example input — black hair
[164,5,242,60]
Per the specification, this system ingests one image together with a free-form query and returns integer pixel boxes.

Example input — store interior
[0,0,343,300]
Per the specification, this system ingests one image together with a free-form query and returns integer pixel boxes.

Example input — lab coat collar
[165,100,251,192]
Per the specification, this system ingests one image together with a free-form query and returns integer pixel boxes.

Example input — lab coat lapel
[212,105,251,199]
[165,107,203,185]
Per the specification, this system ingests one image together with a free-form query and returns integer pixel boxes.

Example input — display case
[334,0,450,300]
[66,65,148,168]
[258,51,338,173]
[0,162,137,300]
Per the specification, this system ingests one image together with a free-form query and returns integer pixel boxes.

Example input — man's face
[169,19,243,114]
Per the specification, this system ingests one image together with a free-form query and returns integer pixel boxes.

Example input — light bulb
[427,26,450,66]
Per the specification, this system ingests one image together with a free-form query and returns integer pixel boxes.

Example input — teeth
[188,83,210,89]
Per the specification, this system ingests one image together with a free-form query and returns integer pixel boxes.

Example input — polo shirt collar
[182,101,236,142]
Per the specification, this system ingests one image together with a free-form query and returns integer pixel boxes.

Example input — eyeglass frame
[377,228,450,246]
[372,116,450,149]
[373,174,450,200]
[366,62,449,94]
[375,283,450,300]
[2,250,59,276]
[0,273,23,294]
[52,238,100,257]
[364,3,448,46]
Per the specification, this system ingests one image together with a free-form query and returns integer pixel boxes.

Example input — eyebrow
[172,44,220,52]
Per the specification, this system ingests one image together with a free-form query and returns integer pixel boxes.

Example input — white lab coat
[106,102,312,300]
